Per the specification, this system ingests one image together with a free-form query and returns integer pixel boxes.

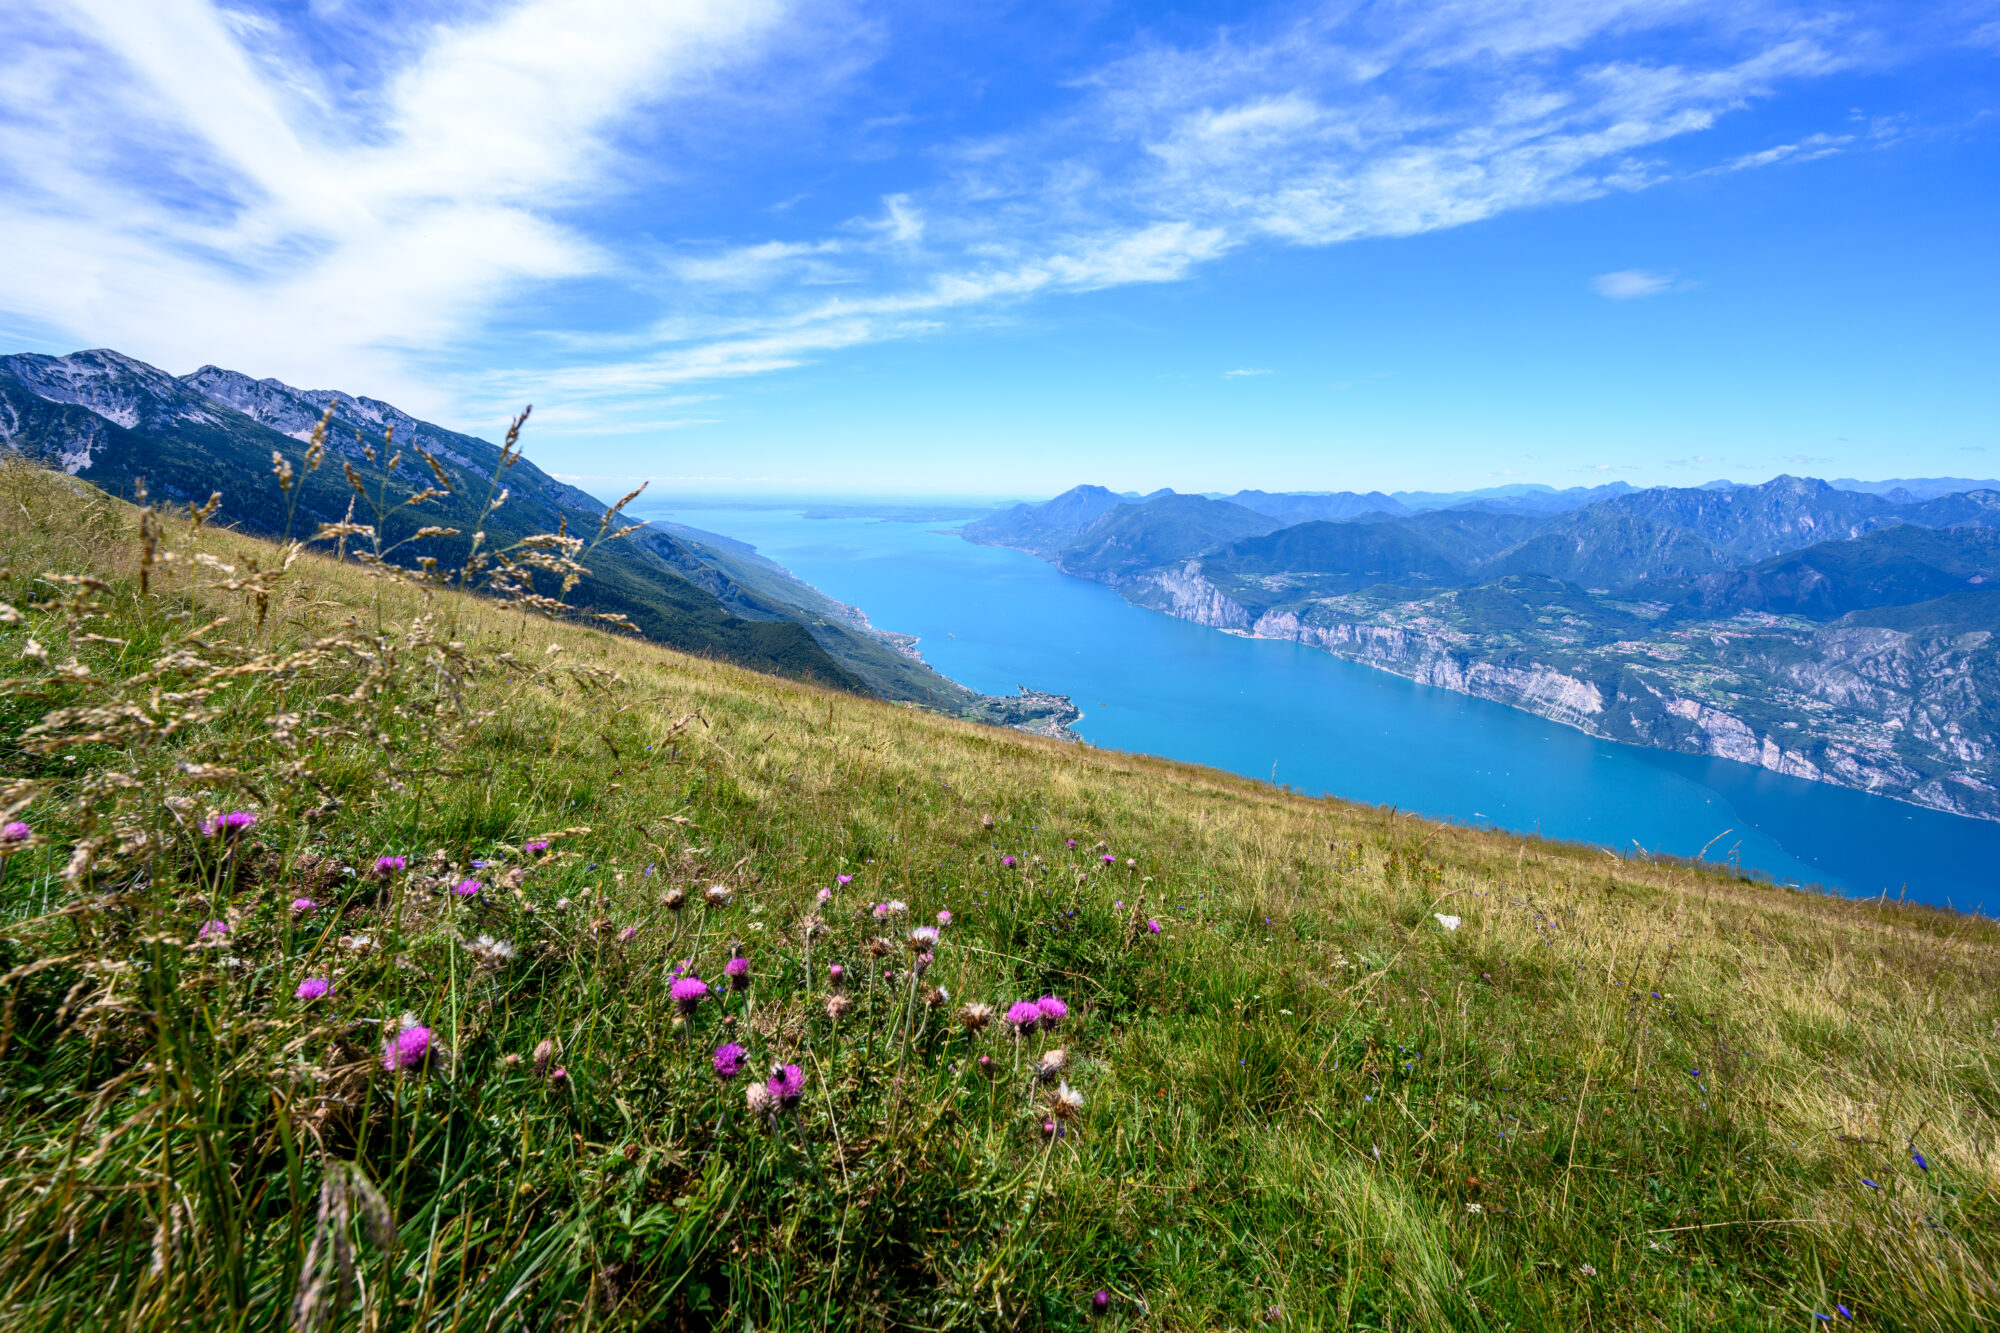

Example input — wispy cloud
[1224,367,1272,378]
[0,0,1962,432]
[0,0,795,412]
[1592,269,1695,299]
[1721,131,1853,170]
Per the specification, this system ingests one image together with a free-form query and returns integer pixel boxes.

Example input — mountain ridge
[0,348,1079,735]
[967,476,2000,820]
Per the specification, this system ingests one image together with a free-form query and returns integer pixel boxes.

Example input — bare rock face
[1117,559,2000,822]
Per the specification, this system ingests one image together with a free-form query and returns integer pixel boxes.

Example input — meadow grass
[0,456,1996,1330]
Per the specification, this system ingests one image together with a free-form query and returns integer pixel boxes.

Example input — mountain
[1222,489,1412,523]
[1659,524,2000,621]
[1596,475,1900,561]
[0,349,1076,733]
[1832,476,2000,501]
[970,471,2000,819]
[1051,495,1282,582]
[960,484,1126,554]
[1391,480,1637,514]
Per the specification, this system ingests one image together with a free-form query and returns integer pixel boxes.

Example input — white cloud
[1593,269,1679,299]
[1224,368,1273,377]
[0,0,1953,432]
[0,0,791,411]
[1721,131,1853,170]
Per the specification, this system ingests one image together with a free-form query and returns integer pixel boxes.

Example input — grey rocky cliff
[1123,559,2000,821]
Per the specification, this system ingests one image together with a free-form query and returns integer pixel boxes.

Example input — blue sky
[2,0,1996,499]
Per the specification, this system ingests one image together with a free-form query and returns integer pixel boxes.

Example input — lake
[653,506,2000,915]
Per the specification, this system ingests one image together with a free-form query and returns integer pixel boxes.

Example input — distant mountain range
[967,478,2000,821]
[0,349,1075,734]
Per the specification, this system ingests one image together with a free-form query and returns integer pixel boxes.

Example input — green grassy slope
[1,461,1997,1331]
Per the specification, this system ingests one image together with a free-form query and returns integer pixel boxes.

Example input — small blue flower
[1861,1178,1882,1191]
[1837,1305,1852,1319]
[1911,1148,1929,1171]
[1689,1068,1701,1078]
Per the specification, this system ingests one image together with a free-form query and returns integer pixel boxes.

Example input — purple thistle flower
[0,821,30,843]
[523,840,551,853]
[937,909,952,926]
[204,811,257,837]
[837,873,852,885]
[618,924,639,943]
[712,1042,747,1080]
[295,976,329,1000]
[671,976,710,1014]
[1092,1290,1110,1313]
[1005,1001,1042,1034]
[383,1023,431,1071]
[198,919,230,940]
[373,855,406,877]
[766,1063,806,1106]
[725,956,751,990]
[1147,919,1162,934]
[550,1066,567,1083]
[828,963,844,983]
[452,879,482,897]
[290,897,315,914]
[1064,839,1076,848]
[1002,855,1017,868]
[1037,994,1068,1027]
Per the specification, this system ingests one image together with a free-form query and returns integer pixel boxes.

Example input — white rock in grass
[1433,913,1462,931]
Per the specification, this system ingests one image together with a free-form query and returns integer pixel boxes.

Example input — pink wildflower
[452,879,482,897]
[1037,994,1068,1027]
[1148,919,1162,934]
[373,855,407,876]
[712,1042,747,1079]
[203,811,257,837]
[766,1063,806,1107]
[295,977,329,1000]
[671,976,709,1015]
[1006,1001,1042,1035]
[0,821,30,843]
[290,897,315,914]
[725,956,751,990]
[937,909,952,926]
[383,1023,431,1071]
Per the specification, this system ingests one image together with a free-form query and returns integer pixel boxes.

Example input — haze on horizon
[2,0,1996,500]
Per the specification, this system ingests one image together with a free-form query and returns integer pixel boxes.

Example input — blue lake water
[654,507,2000,915]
